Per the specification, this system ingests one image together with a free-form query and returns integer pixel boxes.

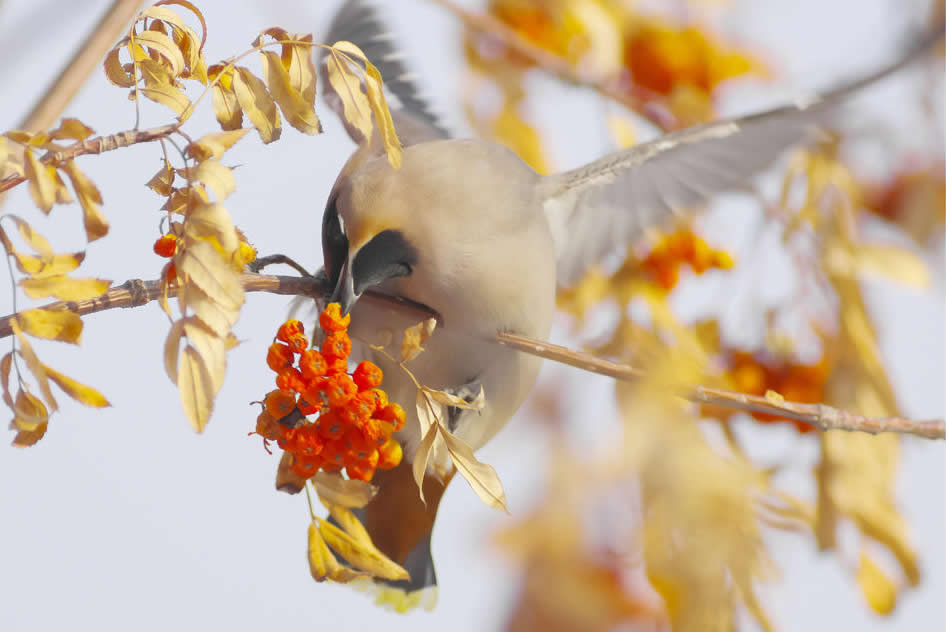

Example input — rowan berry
[326,357,349,375]
[316,411,345,440]
[276,319,305,344]
[299,349,328,381]
[319,302,351,332]
[266,343,294,373]
[290,454,322,479]
[324,373,358,408]
[346,462,376,482]
[377,438,402,470]
[378,403,406,432]
[352,361,383,390]
[264,389,296,419]
[153,233,178,257]
[255,410,285,441]
[276,367,304,393]
[322,333,352,360]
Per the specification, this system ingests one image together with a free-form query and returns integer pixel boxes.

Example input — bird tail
[332,459,454,612]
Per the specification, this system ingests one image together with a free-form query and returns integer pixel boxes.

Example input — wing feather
[542,23,943,286]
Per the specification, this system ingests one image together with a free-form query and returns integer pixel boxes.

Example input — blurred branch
[0,123,178,194]
[19,0,145,134]
[430,0,676,132]
[0,273,941,439]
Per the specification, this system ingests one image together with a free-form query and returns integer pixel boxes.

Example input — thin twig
[0,273,940,439]
[430,0,676,132]
[0,123,179,194]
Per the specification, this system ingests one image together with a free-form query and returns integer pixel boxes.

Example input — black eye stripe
[352,230,418,295]
[321,197,348,287]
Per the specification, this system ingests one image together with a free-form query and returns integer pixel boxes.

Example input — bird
[313,0,943,607]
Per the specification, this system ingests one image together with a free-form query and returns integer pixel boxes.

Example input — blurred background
[0,0,942,630]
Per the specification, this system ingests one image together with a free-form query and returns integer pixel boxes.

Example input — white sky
[0,1,942,631]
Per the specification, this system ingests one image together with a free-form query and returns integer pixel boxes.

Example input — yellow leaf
[1,352,13,409]
[43,364,110,407]
[177,240,244,311]
[259,50,321,135]
[439,423,507,512]
[104,44,135,87]
[19,276,110,301]
[146,159,176,195]
[856,244,929,288]
[8,249,84,279]
[316,517,409,581]
[177,345,214,432]
[401,318,436,363]
[211,84,243,131]
[232,67,281,143]
[12,420,47,447]
[15,308,82,344]
[140,83,191,116]
[412,402,441,506]
[163,318,186,382]
[191,160,235,201]
[362,60,401,168]
[857,554,897,615]
[4,215,52,255]
[178,284,240,337]
[422,385,485,411]
[133,30,185,77]
[184,129,250,162]
[23,149,56,213]
[60,161,108,242]
[187,203,239,252]
[253,28,317,100]
[13,389,48,427]
[325,46,373,144]
[9,319,57,411]
[49,118,94,141]
[323,503,373,548]
[313,472,377,508]
[182,318,226,394]
[308,522,367,583]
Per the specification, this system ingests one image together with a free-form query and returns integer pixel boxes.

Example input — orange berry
[319,302,351,333]
[326,357,348,375]
[290,454,322,480]
[280,424,324,458]
[352,361,383,390]
[346,461,375,482]
[266,343,294,373]
[321,438,347,469]
[324,373,358,408]
[153,233,178,257]
[322,332,352,360]
[276,319,305,344]
[378,403,406,432]
[255,410,285,441]
[358,389,388,415]
[357,416,384,444]
[316,411,345,440]
[299,349,328,381]
[287,333,308,353]
[377,438,402,470]
[276,367,304,393]
[164,261,177,283]
[343,429,375,461]
[340,397,374,426]
[264,389,297,419]
[297,396,320,416]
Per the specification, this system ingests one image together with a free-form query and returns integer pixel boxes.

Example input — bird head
[321,170,419,315]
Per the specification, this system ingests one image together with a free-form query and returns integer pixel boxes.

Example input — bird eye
[321,197,348,288]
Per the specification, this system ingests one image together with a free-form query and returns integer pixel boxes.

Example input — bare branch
[0,273,940,439]
[430,0,676,132]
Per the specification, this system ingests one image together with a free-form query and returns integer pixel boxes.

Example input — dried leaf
[183,318,226,393]
[9,319,57,411]
[325,46,373,144]
[412,416,439,506]
[177,345,214,432]
[134,30,185,77]
[1,352,13,409]
[146,159,176,195]
[177,240,244,311]
[178,284,240,337]
[15,308,82,344]
[259,50,321,135]
[13,389,48,427]
[104,45,135,87]
[363,60,401,168]
[43,364,110,407]
[423,385,485,411]
[185,129,250,162]
[323,503,373,548]
[308,522,368,583]
[439,424,507,512]
[211,84,243,131]
[12,419,47,447]
[49,118,95,141]
[187,203,238,252]
[23,150,56,213]
[313,471,378,508]
[401,318,436,363]
[857,553,897,615]
[316,517,409,581]
[191,160,235,201]
[139,83,191,116]
[60,160,108,242]
[232,67,281,143]
[5,215,52,255]
[8,249,84,279]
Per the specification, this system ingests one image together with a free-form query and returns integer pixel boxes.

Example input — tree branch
[430,0,676,132]
[0,273,941,439]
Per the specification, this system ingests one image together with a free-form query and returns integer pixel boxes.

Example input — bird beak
[329,256,359,315]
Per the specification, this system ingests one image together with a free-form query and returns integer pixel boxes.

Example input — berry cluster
[641,231,735,290]
[254,303,405,482]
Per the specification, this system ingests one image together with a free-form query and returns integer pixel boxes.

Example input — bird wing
[320,0,449,148]
[541,23,944,287]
